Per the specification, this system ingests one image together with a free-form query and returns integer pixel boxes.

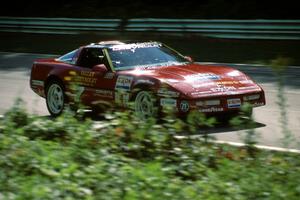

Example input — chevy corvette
[30,41,265,118]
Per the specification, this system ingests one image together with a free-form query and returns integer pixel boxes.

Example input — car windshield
[108,42,188,70]
[57,49,78,64]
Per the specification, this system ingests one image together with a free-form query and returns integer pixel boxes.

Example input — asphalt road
[1,52,300,149]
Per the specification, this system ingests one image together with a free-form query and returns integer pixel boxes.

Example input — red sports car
[30,41,265,118]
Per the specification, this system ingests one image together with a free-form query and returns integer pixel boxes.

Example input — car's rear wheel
[134,91,157,119]
[46,80,65,117]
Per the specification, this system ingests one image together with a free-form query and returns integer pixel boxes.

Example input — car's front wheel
[134,91,157,119]
[46,80,65,117]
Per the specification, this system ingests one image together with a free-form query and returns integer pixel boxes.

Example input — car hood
[131,62,262,98]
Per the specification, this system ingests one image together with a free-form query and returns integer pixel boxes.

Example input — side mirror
[92,64,108,74]
[184,56,193,62]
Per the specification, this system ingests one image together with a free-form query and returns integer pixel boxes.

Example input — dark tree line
[1,0,299,19]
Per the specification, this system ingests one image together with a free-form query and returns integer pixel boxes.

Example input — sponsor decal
[191,91,213,96]
[80,71,95,77]
[104,72,114,79]
[186,73,220,82]
[180,101,189,112]
[74,77,97,86]
[115,75,133,91]
[160,98,177,107]
[31,80,44,86]
[68,70,97,86]
[216,81,239,85]
[157,88,180,97]
[193,81,239,89]
[199,107,224,113]
[211,86,236,93]
[227,98,241,108]
[112,42,161,51]
[95,89,113,98]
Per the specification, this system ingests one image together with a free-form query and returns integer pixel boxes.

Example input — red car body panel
[30,41,265,116]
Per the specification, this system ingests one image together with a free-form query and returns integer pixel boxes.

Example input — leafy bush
[1,100,300,200]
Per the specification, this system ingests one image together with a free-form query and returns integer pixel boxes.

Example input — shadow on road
[196,121,266,135]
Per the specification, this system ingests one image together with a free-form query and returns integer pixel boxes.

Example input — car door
[72,47,117,107]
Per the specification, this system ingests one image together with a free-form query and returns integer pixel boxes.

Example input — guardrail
[1,17,300,40]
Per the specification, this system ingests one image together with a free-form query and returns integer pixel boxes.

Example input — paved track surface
[1,52,300,149]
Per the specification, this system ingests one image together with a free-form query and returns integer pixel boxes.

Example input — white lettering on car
[185,73,220,82]
[112,42,161,51]
[199,107,224,112]
[211,86,236,92]
[104,72,114,79]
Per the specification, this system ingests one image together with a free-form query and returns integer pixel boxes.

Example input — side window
[77,48,104,68]
[57,49,78,64]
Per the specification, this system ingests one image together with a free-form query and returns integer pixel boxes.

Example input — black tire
[45,80,66,117]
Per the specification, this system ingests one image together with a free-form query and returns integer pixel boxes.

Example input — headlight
[196,99,220,106]
[243,94,260,101]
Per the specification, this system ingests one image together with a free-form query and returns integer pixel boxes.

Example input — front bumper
[159,91,266,115]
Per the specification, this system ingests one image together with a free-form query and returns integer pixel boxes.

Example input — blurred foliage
[1,99,300,199]
[269,57,295,148]
[230,103,258,157]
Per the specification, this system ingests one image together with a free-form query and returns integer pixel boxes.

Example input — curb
[174,135,300,154]
[214,140,300,154]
